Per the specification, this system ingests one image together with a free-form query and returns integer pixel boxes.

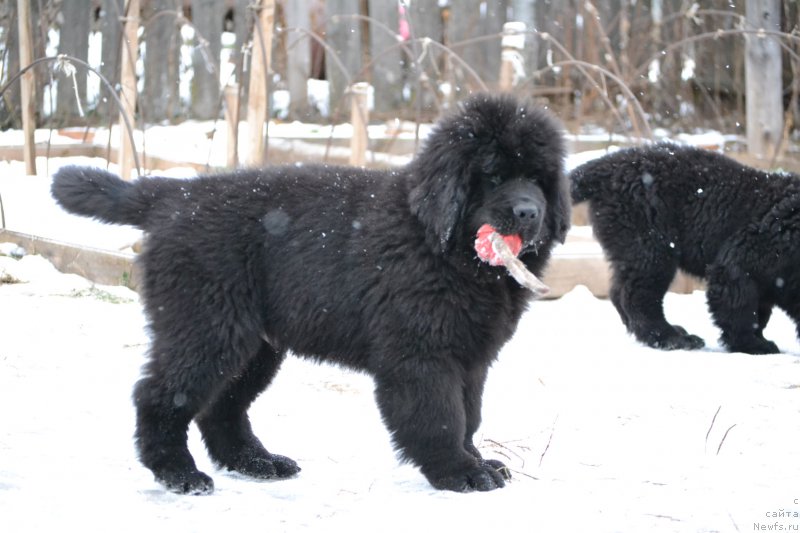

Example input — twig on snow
[705,405,722,453]
[538,415,559,468]
[717,424,737,455]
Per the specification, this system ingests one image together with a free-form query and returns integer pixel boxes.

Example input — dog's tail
[569,158,605,204]
[51,166,161,228]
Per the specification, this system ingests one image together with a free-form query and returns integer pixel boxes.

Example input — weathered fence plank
[285,0,313,120]
[231,0,250,119]
[325,0,362,119]
[99,0,125,121]
[143,0,181,121]
[449,0,506,87]
[190,0,223,119]
[405,0,443,115]
[510,0,538,79]
[745,0,783,159]
[56,0,91,123]
[367,0,403,115]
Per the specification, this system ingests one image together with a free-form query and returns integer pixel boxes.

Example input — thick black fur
[571,143,800,354]
[51,94,569,494]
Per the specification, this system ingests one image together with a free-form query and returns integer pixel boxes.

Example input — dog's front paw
[481,458,512,480]
[429,462,508,492]
[157,468,215,495]
[727,337,780,355]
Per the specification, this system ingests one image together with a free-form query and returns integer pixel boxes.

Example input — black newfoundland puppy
[52,94,569,494]
[571,143,800,354]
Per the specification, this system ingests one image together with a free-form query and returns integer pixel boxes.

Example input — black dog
[571,143,800,354]
[51,94,569,494]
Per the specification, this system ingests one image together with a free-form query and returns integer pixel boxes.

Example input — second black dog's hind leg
[374,358,506,492]
[462,365,510,480]
[196,341,300,480]
[611,261,705,350]
[707,264,779,354]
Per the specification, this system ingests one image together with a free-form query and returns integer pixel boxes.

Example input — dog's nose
[513,201,540,221]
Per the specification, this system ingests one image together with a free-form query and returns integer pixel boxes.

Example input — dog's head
[408,94,569,259]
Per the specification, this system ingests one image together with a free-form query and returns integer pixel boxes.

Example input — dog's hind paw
[726,337,780,355]
[223,450,301,480]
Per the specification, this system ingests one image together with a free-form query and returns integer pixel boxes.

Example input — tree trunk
[745,0,783,159]
[56,0,91,124]
[190,0,223,119]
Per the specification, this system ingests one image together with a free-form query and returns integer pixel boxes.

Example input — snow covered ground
[0,129,798,531]
[1,250,799,533]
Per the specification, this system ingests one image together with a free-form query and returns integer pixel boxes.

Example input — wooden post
[16,0,36,176]
[246,0,275,167]
[224,84,240,168]
[349,82,370,167]
[119,0,139,180]
[745,0,783,160]
[499,22,526,91]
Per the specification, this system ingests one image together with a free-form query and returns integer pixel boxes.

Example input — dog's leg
[197,342,300,480]
[133,359,215,495]
[707,264,779,354]
[611,262,705,350]
[462,364,511,479]
[374,358,506,492]
[133,323,267,494]
[609,281,632,329]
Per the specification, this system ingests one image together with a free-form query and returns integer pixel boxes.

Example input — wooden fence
[1,0,798,174]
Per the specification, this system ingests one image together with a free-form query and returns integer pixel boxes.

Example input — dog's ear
[408,169,469,253]
[548,173,572,243]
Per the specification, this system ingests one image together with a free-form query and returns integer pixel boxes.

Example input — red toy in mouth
[474,224,522,266]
